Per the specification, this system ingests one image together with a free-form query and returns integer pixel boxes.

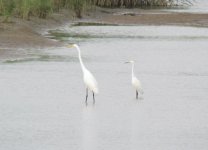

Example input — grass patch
[0,0,192,20]
[0,0,92,19]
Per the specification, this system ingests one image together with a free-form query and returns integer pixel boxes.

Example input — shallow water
[165,0,208,13]
[1,25,208,150]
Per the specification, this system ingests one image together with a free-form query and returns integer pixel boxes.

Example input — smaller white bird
[67,44,98,105]
[125,60,143,99]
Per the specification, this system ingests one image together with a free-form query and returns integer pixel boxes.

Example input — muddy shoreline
[0,8,208,59]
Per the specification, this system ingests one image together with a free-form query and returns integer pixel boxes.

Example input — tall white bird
[67,44,98,105]
[125,60,143,99]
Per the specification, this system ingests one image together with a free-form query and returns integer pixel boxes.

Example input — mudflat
[0,8,208,50]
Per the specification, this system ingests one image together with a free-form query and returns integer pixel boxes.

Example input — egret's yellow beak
[67,44,74,48]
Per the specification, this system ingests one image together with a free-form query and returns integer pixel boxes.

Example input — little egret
[125,60,143,99]
[67,44,98,105]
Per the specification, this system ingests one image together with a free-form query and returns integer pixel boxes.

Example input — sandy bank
[0,10,76,60]
[0,8,208,57]
[99,10,208,27]
[0,10,76,49]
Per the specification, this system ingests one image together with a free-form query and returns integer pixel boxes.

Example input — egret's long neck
[76,46,86,72]
[131,63,135,78]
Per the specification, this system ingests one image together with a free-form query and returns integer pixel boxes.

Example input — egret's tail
[93,87,99,94]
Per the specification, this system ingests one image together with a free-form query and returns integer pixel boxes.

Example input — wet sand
[0,8,208,59]
[100,12,208,27]
[0,10,73,59]
[0,10,74,49]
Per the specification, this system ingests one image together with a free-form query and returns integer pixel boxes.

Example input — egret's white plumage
[125,60,143,99]
[68,44,98,104]
[83,69,99,94]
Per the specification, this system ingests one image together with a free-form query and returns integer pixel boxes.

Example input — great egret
[67,44,98,105]
[125,60,143,99]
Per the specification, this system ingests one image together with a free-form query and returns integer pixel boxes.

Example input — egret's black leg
[136,90,138,99]
[93,92,95,105]
[85,88,88,105]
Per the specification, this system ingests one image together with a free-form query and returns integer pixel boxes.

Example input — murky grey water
[1,25,208,150]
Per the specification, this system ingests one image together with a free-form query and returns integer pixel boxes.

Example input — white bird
[67,44,98,105]
[125,60,143,99]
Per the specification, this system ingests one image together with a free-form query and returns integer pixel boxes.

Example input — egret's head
[67,44,78,48]
[125,60,134,64]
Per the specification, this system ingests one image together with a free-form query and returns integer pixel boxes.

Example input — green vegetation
[0,0,92,20]
[0,0,191,20]
[14,0,53,19]
[0,0,53,20]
